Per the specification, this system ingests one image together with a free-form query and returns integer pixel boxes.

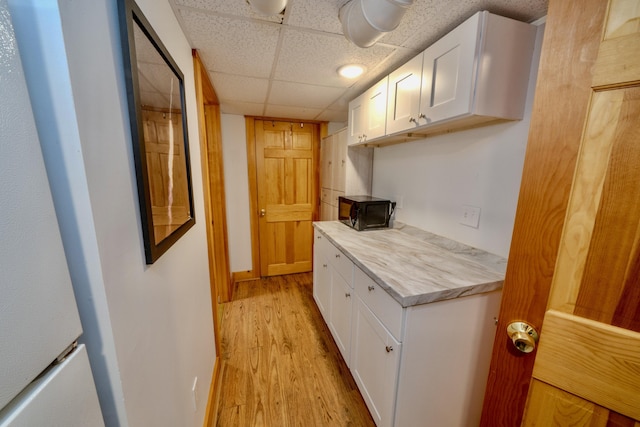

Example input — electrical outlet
[192,376,198,412]
[460,205,481,228]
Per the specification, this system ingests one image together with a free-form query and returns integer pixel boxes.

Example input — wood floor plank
[213,273,375,426]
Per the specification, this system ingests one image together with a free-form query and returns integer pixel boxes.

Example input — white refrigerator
[0,0,104,424]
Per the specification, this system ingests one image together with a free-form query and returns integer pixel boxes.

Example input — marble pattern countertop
[313,221,507,307]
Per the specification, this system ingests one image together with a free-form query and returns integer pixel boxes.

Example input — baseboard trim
[203,356,221,427]
[232,270,260,283]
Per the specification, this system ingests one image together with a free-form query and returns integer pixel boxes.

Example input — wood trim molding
[245,117,261,279]
[203,357,221,427]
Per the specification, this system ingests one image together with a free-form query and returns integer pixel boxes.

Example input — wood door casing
[192,49,228,427]
[481,0,640,425]
[254,119,319,277]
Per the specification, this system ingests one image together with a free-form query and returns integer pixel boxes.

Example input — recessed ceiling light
[337,64,365,79]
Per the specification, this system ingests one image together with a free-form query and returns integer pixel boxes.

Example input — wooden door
[255,120,318,276]
[480,0,640,425]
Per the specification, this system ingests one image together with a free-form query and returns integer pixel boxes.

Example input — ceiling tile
[264,104,324,120]
[268,81,345,108]
[174,0,283,22]
[178,8,280,78]
[286,0,345,34]
[274,28,396,87]
[211,73,269,104]
[220,100,265,116]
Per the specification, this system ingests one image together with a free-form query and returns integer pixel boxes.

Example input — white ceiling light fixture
[248,0,288,16]
[337,64,366,79]
[339,0,414,48]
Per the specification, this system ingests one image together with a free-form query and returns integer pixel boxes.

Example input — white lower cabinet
[312,231,331,321]
[393,292,502,427]
[313,229,355,365]
[328,271,353,364]
[312,229,501,427]
[351,298,402,427]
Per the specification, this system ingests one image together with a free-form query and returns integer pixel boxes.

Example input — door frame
[192,50,231,427]
[245,117,327,278]
[479,1,609,425]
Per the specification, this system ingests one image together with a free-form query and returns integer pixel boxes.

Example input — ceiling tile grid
[211,73,270,104]
[170,0,548,122]
[178,8,281,78]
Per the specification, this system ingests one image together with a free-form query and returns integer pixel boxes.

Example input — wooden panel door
[255,120,318,276]
[481,0,640,425]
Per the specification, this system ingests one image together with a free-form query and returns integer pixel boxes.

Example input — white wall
[372,23,545,258]
[10,0,215,426]
[221,114,253,272]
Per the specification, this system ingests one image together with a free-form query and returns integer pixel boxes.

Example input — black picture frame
[118,0,195,264]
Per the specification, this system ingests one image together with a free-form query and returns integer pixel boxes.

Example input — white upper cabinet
[347,93,366,146]
[348,77,388,145]
[386,54,424,135]
[354,11,537,143]
[419,11,481,126]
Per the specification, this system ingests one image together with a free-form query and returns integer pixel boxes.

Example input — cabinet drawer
[330,189,344,208]
[321,187,331,204]
[331,246,353,287]
[314,229,331,260]
[354,267,404,341]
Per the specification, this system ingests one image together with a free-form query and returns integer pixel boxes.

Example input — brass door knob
[507,321,539,353]
[259,208,266,217]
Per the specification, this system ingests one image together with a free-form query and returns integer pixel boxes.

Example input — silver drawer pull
[316,235,321,239]
[335,254,340,258]
[345,292,351,298]
[385,346,393,353]
[323,264,327,268]
[368,285,375,291]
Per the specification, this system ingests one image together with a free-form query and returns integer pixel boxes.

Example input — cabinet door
[329,271,353,366]
[320,134,334,191]
[347,93,366,146]
[419,11,482,124]
[312,232,331,320]
[333,129,347,192]
[351,298,402,427]
[386,54,424,134]
[320,201,333,221]
[363,77,388,141]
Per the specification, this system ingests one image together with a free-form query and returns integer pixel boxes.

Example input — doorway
[246,118,323,277]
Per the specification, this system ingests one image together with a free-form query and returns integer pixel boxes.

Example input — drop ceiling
[169,0,548,122]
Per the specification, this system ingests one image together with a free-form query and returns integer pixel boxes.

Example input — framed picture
[118,0,195,264]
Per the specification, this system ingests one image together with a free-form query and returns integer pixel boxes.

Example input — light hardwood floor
[212,272,375,426]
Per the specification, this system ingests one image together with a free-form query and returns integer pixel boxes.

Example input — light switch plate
[460,205,481,228]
